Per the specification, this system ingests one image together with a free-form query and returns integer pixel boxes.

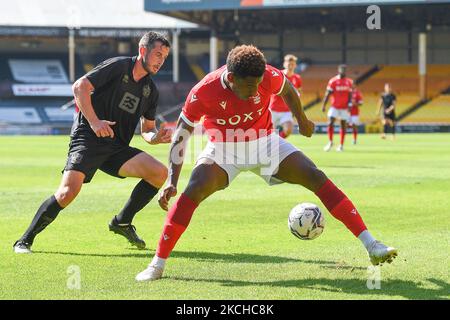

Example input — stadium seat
[402,95,450,123]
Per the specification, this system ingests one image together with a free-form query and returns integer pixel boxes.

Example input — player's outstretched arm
[321,90,331,112]
[376,98,383,116]
[280,81,315,137]
[158,118,194,211]
[140,118,172,145]
[347,91,353,110]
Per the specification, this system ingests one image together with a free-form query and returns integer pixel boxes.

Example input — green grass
[0,133,449,300]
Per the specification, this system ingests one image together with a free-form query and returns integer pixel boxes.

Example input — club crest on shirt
[143,85,151,98]
[122,75,129,84]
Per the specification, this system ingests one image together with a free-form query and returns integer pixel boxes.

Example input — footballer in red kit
[349,87,363,144]
[135,45,397,282]
[321,64,354,152]
[180,63,284,142]
[269,54,302,139]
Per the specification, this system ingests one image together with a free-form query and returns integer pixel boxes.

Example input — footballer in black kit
[381,92,396,120]
[377,83,397,139]
[67,55,159,182]
[14,32,172,254]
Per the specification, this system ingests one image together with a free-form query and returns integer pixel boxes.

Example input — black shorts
[383,112,396,121]
[63,134,143,183]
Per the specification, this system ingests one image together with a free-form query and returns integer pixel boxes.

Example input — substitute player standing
[135,45,397,281]
[269,54,302,138]
[321,64,353,152]
[349,86,363,145]
[14,32,172,253]
[377,83,397,140]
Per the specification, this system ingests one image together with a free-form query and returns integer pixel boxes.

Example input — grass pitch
[0,133,449,300]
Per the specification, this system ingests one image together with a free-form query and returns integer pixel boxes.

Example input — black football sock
[391,123,396,135]
[115,180,159,225]
[384,124,389,134]
[19,195,63,245]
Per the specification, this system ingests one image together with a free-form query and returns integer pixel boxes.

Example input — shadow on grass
[171,251,366,270]
[169,276,450,300]
[33,250,149,259]
[32,249,365,269]
[34,249,366,270]
[324,165,377,169]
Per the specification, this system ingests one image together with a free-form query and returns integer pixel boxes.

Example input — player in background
[321,64,353,152]
[269,54,302,138]
[13,32,172,254]
[377,83,396,140]
[349,86,363,145]
[135,45,397,282]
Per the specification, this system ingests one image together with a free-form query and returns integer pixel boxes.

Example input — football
[288,203,325,240]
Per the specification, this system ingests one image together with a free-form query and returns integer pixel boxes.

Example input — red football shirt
[269,71,301,112]
[327,76,353,109]
[350,89,363,116]
[181,65,286,142]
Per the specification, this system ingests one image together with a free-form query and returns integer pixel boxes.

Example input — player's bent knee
[184,180,216,204]
[140,160,168,188]
[300,167,328,192]
[55,186,80,207]
[310,169,328,192]
[153,166,168,188]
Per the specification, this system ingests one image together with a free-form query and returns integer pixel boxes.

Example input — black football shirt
[381,93,396,113]
[73,56,158,145]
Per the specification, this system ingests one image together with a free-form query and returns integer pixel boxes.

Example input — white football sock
[358,230,376,250]
[150,255,166,269]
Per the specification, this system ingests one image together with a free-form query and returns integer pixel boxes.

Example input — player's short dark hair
[139,31,171,49]
[226,45,266,78]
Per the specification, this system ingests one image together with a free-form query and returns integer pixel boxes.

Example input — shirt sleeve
[296,75,302,89]
[326,78,335,92]
[267,66,286,96]
[358,91,363,102]
[85,57,126,90]
[143,86,158,121]
[180,89,204,127]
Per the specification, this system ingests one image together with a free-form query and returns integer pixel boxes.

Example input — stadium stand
[302,64,378,121]
[301,64,374,96]
[402,94,450,123]
[0,49,198,132]
[302,64,450,123]
[0,52,81,133]
[358,65,450,96]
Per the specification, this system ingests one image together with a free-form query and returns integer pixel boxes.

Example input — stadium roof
[0,0,198,30]
[145,0,450,33]
[146,0,450,11]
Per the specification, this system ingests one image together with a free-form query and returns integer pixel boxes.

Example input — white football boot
[323,141,333,152]
[336,144,344,152]
[135,265,164,282]
[13,241,32,254]
[368,240,398,266]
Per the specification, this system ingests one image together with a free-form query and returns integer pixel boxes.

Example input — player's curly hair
[226,45,266,78]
